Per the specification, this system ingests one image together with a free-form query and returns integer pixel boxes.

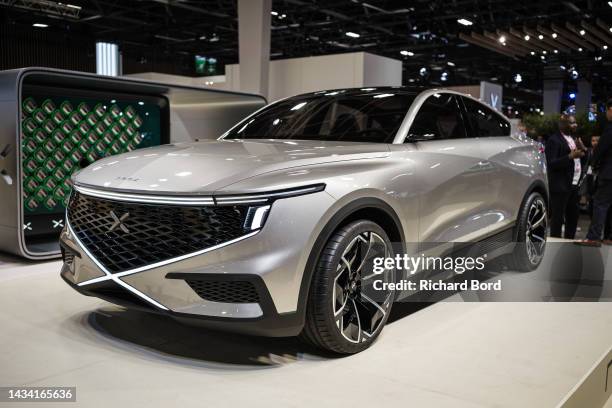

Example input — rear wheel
[505,192,547,271]
[300,220,395,354]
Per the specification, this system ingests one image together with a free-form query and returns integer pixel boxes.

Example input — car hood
[73,139,390,194]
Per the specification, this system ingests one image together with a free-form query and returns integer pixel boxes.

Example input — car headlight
[214,183,325,205]
[215,183,326,231]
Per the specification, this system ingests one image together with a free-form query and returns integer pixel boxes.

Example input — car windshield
[223,90,417,143]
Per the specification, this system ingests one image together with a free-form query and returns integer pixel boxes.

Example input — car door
[458,96,523,235]
[406,93,507,248]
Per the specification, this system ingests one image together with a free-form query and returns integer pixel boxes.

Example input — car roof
[297,86,425,98]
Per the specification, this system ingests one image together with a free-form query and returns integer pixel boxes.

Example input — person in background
[545,115,585,239]
[576,100,612,246]
[583,135,600,211]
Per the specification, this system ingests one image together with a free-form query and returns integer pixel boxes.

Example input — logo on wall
[490,93,499,110]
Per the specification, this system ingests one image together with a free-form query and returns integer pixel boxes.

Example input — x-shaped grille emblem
[108,210,130,233]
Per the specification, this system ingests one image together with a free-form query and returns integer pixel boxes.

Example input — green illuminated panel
[21,94,162,215]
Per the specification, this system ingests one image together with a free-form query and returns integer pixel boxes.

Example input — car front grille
[185,279,260,303]
[67,191,251,273]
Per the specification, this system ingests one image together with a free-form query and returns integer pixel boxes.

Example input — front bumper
[59,190,336,337]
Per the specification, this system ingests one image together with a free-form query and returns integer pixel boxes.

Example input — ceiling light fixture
[552,33,558,38]
[524,35,530,41]
[457,18,473,26]
[498,35,506,43]
[538,34,544,40]
[32,23,48,28]
[400,50,414,56]
[579,29,586,36]
[346,32,360,38]
[604,45,609,50]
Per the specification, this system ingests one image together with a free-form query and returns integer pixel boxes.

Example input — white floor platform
[1,242,612,408]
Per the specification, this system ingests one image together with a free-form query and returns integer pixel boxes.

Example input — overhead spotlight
[498,35,506,44]
[540,55,546,60]
[554,49,559,54]
[447,61,455,66]
[609,1,612,7]
[552,33,558,38]
[32,23,48,28]
[419,67,428,77]
[346,32,360,38]
[578,47,583,52]
[596,56,603,61]
[538,34,544,40]
[400,50,414,56]
[579,29,586,36]
[571,69,579,79]
[604,45,609,50]
[530,51,535,55]
[514,73,522,83]
[524,35,530,41]
[457,18,473,26]
[440,72,449,82]
[560,65,566,70]
[569,92,576,99]
[271,11,278,16]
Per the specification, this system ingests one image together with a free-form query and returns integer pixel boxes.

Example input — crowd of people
[543,100,612,246]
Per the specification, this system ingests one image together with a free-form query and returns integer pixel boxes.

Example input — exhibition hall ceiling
[2,0,612,103]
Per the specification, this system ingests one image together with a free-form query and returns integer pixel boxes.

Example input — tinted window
[462,97,511,137]
[407,94,467,141]
[223,91,416,143]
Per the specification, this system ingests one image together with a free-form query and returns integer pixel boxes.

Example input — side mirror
[406,133,436,142]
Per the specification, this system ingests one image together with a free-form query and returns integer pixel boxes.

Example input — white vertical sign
[96,42,119,76]
[479,81,503,111]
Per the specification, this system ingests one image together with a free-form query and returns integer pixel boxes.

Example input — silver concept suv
[60,88,548,354]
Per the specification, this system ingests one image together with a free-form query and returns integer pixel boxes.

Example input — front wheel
[300,220,395,354]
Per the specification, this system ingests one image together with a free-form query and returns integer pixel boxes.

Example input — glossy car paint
[60,88,547,333]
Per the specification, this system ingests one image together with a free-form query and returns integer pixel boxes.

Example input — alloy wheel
[525,197,547,265]
[332,231,394,344]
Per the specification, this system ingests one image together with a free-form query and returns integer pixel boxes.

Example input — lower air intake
[185,280,260,303]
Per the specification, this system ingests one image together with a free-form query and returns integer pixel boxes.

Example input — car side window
[407,94,467,141]
[461,97,511,137]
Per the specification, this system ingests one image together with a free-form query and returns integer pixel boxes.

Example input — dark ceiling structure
[2,0,612,111]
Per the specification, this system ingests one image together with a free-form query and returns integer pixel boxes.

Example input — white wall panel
[127,52,403,102]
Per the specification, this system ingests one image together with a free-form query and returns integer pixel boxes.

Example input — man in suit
[577,100,612,246]
[545,115,585,239]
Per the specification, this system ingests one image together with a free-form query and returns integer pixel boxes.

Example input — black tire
[300,220,395,354]
[503,192,547,271]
